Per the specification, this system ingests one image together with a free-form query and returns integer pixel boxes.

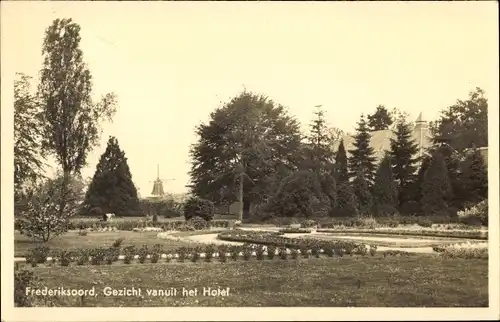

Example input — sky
[2,1,498,196]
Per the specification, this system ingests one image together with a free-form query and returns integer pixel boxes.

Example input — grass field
[23,255,488,307]
[14,231,202,257]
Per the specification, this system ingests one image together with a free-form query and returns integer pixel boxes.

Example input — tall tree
[389,118,420,207]
[14,73,45,199]
[82,136,140,216]
[352,169,373,215]
[348,115,376,184]
[421,151,452,215]
[372,154,398,216]
[189,91,302,221]
[334,139,349,185]
[304,107,338,212]
[459,148,488,205]
[430,87,488,152]
[367,105,393,131]
[38,18,117,219]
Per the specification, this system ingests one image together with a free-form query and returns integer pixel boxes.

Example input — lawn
[14,231,202,257]
[23,255,488,307]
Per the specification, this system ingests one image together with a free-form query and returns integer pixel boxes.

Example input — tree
[430,87,488,152]
[333,182,358,217]
[17,173,83,242]
[372,154,398,216]
[264,170,329,218]
[14,73,44,199]
[421,151,452,215]
[389,118,420,207]
[348,115,377,184]
[460,148,488,205]
[82,136,140,216]
[189,91,303,221]
[334,139,349,185]
[367,105,393,131]
[303,107,338,212]
[38,18,117,220]
[352,169,373,215]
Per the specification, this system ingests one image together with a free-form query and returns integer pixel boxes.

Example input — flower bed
[217,230,375,256]
[316,228,487,240]
[278,228,312,234]
[18,231,383,267]
[433,241,488,259]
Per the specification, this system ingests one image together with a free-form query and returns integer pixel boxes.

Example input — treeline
[189,89,488,220]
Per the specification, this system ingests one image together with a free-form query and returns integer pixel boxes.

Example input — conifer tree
[372,154,398,216]
[82,136,140,216]
[352,169,373,215]
[389,119,419,207]
[460,148,488,204]
[333,182,358,217]
[421,151,452,215]
[348,115,376,185]
[304,107,338,213]
[334,139,349,185]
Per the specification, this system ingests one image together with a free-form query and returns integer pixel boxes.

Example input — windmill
[149,164,175,198]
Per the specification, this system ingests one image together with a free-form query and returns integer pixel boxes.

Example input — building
[333,113,432,163]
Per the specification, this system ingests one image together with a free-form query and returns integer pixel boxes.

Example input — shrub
[230,246,240,261]
[123,246,136,264]
[217,245,228,262]
[59,250,73,266]
[300,247,309,258]
[300,219,317,228]
[78,229,88,236]
[255,245,265,260]
[369,245,377,256]
[204,244,216,262]
[457,200,488,226]
[105,247,120,265]
[242,245,252,260]
[417,218,433,228]
[177,247,187,262]
[355,216,377,228]
[311,246,320,258]
[150,244,163,263]
[76,249,89,266]
[90,248,106,265]
[138,245,149,264]
[112,237,125,248]
[184,196,215,221]
[266,245,276,259]
[29,246,50,264]
[15,269,37,307]
[191,247,201,262]
[279,247,288,260]
[17,176,81,242]
[187,216,209,230]
[291,248,299,259]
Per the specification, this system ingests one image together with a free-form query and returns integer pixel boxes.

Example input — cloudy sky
[2,1,498,195]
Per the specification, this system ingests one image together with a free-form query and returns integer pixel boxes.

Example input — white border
[1,1,499,321]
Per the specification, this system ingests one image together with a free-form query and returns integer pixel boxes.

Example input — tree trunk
[238,171,244,222]
[243,197,251,221]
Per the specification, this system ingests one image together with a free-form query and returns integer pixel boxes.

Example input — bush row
[246,215,466,229]
[65,219,231,231]
[22,240,383,267]
[433,245,488,259]
[278,228,312,234]
[315,228,488,240]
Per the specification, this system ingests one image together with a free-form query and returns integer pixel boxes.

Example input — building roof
[333,116,432,163]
